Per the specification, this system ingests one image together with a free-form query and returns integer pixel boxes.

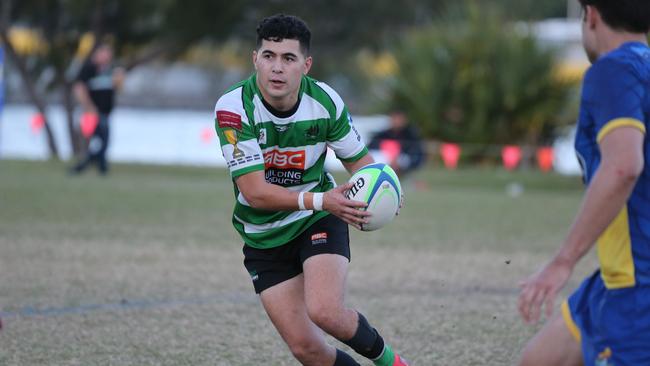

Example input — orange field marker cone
[536,147,554,172]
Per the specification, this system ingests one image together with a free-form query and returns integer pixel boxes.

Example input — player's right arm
[518,58,646,324]
[234,172,369,228]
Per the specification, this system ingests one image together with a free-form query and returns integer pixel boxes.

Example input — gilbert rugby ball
[346,163,402,231]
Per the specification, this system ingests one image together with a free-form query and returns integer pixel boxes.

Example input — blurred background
[0,0,588,173]
[1,2,609,365]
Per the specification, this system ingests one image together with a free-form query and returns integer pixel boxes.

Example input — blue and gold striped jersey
[575,41,650,288]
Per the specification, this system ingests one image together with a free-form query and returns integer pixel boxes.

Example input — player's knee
[516,339,548,366]
[287,338,326,364]
[307,302,341,332]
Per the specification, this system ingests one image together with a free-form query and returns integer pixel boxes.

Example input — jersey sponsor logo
[311,232,328,245]
[264,149,306,170]
[264,169,303,185]
[263,150,306,185]
[216,110,242,130]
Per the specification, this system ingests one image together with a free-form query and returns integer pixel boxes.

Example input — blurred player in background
[213,14,408,366]
[70,41,125,175]
[517,0,650,365]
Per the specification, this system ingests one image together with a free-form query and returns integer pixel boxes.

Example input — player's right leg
[517,307,582,366]
[260,274,359,366]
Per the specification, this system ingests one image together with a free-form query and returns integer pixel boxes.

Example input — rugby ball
[346,163,402,231]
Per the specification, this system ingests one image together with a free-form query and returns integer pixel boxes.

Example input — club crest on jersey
[216,110,242,130]
[305,124,320,140]
[224,129,245,159]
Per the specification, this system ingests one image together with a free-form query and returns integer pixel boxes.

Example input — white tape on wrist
[312,193,324,211]
[298,192,306,210]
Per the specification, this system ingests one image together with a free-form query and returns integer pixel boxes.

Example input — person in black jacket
[368,109,425,178]
[69,42,124,175]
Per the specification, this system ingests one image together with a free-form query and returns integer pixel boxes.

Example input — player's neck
[255,79,300,112]
[597,30,648,58]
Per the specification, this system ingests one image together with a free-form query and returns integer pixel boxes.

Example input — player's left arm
[342,154,375,175]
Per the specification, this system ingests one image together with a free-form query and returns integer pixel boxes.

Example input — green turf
[0,160,594,365]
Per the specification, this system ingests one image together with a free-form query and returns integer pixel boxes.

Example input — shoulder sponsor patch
[216,110,242,130]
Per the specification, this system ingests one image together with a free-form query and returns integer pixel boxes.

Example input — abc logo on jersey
[264,149,306,170]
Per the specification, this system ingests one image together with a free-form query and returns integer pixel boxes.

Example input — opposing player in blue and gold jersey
[517,1,650,365]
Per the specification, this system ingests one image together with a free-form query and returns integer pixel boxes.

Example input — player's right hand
[323,182,371,230]
[518,258,573,324]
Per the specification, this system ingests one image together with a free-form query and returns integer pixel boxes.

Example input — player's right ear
[252,51,258,70]
[585,5,598,29]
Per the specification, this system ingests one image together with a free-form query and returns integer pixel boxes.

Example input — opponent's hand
[323,182,371,230]
[518,259,573,324]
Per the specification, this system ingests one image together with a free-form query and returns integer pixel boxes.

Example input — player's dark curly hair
[579,0,650,33]
[256,14,311,55]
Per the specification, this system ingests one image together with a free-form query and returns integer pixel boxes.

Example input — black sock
[341,312,385,359]
[334,349,361,366]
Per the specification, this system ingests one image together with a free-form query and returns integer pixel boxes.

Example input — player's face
[253,39,312,110]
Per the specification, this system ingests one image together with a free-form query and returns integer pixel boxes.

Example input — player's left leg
[516,307,582,366]
[303,253,409,366]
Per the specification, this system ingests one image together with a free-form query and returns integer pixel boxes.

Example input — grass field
[0,160,598,365]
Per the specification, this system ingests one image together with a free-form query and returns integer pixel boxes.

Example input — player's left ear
[303,56,312,75]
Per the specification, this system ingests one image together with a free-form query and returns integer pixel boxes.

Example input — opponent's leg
[260,273,359,366]
[517,306,582,366]
[303,253,409,366]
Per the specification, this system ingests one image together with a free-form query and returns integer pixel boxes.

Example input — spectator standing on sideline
[70,41,124,176]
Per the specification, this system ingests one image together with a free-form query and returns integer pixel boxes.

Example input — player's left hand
[517,258,573,324]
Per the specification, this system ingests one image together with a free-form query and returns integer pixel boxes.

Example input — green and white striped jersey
[214,74,368,249]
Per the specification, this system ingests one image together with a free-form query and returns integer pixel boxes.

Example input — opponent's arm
[518,126,644,324]
[236,171,369,228]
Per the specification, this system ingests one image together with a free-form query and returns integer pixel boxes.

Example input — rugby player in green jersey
[214,14,409,366]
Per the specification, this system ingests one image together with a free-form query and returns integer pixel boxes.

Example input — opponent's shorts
[562,270,650,365]
[242,214,350,294]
